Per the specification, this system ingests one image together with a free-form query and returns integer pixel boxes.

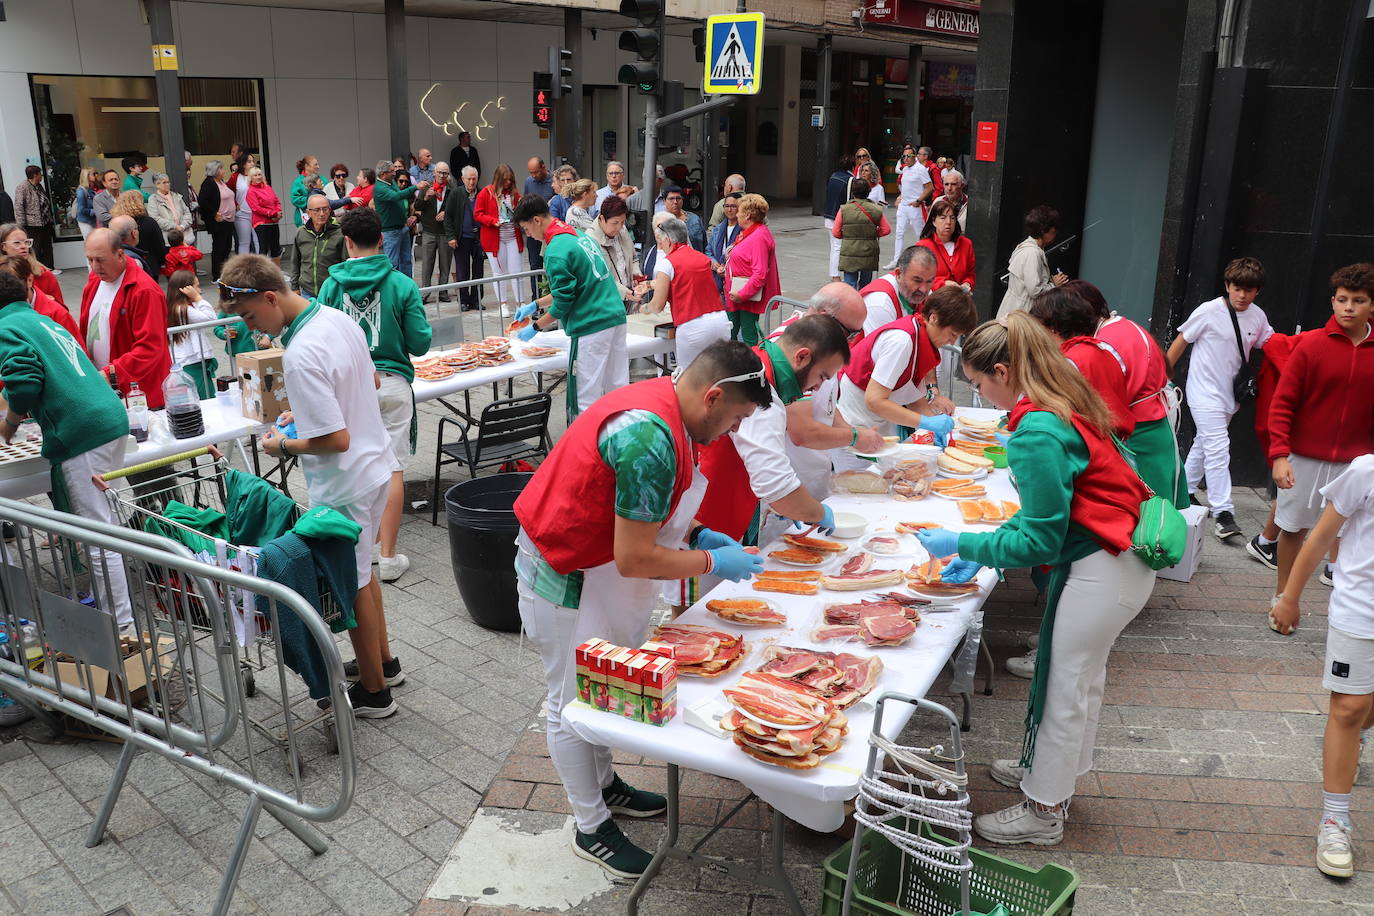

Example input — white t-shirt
[867,183,885,206]
[84,272,123,369]
[170,298,218,366]
[862,274,905,335]
[1320,455,1374,637]
[653,257,674,281]
[732,381,801,505]
[836,328,922,429]
[1176,296,1273,412]
[786,377,839,500]
[284,304,400,510]
[898,164,929,205]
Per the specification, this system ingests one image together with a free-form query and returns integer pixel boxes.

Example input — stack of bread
[938,446,993,476]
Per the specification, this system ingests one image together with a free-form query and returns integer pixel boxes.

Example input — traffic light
[692,27,706,64]
[548,46,573,99]
[532,72,553,127]
[617,0,663,96]
[660,80,684,148]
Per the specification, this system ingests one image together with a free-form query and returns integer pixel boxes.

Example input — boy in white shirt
[218,254,403,718]
[1270,455,1374,878]
[1166,257,1274,540]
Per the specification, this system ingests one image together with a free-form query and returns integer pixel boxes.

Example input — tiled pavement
[1,217,1368,914]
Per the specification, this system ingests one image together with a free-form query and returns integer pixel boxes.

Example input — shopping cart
[96,445,345,767]
[821,693,1078,916]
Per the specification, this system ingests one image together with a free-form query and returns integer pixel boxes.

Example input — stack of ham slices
[757,645,883,709]
[721,671,848,769]
[643,624,747,677]
[813,595,923,646]
[820,552,905,591]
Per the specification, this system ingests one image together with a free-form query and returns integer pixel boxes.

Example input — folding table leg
[626,763,678,916]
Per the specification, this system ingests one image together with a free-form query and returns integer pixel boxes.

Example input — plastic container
[163,365,205,439]
[985,446,1008,468]
[819,821,1078,916]
[445,473,533,632]
[125,381,149,443]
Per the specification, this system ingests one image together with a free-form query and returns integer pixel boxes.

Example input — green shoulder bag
[1115,436,1188,570]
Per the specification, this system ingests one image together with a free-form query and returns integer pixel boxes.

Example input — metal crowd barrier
[0,497,356,916]
[419,269,547,342]
[760,294,810,337]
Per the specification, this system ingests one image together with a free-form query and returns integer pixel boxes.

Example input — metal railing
[418,269,547,341]
[761,295,810,337]
[0,497,356,916]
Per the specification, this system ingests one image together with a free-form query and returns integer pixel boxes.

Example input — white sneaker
[378,554,410,583]
[1027,632,1040,650]
[989,758,1028,789]
[1317,818,1354,878]
[973,800,1063,846]
[372,543,380,565]
[1006,650,1036,679]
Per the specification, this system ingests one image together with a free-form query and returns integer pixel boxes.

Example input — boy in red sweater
[161,228,203,279]
[1268,263,1374,603]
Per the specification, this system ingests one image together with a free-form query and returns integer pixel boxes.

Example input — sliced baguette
[944,446,993,470]
[938,454,977,475]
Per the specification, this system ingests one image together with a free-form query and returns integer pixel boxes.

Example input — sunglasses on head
[217,280,260,301]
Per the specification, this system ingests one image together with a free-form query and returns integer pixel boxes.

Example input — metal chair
[430,392,552,525]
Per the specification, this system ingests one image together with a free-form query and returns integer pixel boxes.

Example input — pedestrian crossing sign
[703,13,764,95]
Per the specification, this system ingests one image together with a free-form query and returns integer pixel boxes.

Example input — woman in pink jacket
[724,193,781,346]
[246,167,284,263]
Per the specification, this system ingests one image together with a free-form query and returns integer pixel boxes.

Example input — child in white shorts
[1269,454,1374,878]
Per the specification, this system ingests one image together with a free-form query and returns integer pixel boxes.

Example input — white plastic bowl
[830,511,867,539]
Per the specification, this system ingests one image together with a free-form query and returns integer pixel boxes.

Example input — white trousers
[891,202,922,261]
[574,324,629,414]
[234,213,256,254]
[674,311,730,373]
[1183,403,1236,516]
[1021,549,1156,806]
[59,437,134,627]
[824,219,841,277]
[518,581,653,832]
[486,239,524,306]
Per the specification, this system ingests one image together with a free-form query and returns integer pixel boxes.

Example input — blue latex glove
[994,430,1011,447]
[515,323,538,342]
[709,544,765,582]
[514,301,539,322]
[914,526,961,560]
[275,419,298,439]
[940,558,984,585]
[919,414,955,448]
[817,503,836,535]
[694,527,739,551]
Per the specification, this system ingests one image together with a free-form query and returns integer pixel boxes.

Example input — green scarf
[279,300,321,348]
[565,335,581,424]
[1018,563,1069,769]
[758,339,802,405]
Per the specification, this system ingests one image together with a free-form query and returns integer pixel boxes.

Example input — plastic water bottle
[163,365,205,439]
[126,381,149,443]
[18,618,41,668]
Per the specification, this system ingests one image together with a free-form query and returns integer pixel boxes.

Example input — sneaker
[1189,492,1204,507]
[0,693,34,727]
[345,681,397,719]
[1214,511,1242,540]
[1005,651,1035,680]
[973,800,1063,846]
[573,818,654,879]
[989,759,1028,789]
[343,656,405,687]
[1321,564,1335,587]
[1246,536,1278,570]
[1316,818,1354,878]
[602,773,666,818]
[378,553,410,583]
[1026,632,1040,650]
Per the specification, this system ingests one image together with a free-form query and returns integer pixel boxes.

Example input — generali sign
[864,0,980,39]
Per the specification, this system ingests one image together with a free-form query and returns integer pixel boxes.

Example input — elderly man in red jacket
[80,228,171,407]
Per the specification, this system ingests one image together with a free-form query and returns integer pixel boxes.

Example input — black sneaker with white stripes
[1213,511,1243,540]
[573,818,654,879]
[342,656,405,687]
[602,773,667,818]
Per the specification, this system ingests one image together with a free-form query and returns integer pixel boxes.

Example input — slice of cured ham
[861,613,916,644]
[865,536,902,555]
[723,671,834,727]
[839,553,875,576]
[820,569,905,591]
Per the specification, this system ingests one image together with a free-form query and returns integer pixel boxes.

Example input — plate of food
[705,598,787,626]
[937,466,989,480]
[766,546,831,567]
[848,436,902,459]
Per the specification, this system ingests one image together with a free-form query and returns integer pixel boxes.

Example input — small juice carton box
[589,642,619,712]
[605,647,632,716]
[640,654,678,726]
[574,638,607,704]
[621,652,650,722]
[638,637,678,660]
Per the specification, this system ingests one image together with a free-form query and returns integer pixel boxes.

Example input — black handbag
[1225,295,1263,402]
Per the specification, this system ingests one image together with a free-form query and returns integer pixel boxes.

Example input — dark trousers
[454,236,485,309]
[208,220,235,280]
[23,225,53,269]
[525,237,543,298]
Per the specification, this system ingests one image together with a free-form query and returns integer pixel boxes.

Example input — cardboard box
[640,654,678,726]
[588,642,618,712]
[43,634,176,707]
[574,638,607,705]
[606,647,640,718]
[621,653,651,723]
[1157,505,1207,582]
[236,348,289,424]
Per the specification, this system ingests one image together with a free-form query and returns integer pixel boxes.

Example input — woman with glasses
[473,164,524,315]
[196,162,236,280]
[0,224,64,306]
[912,312,1156,847]
[0,253,81,341]
[707,192,743,302]
[853,147,872,177]
[324,163,357,211]
[917,198,975,293]
[724,194,780,346]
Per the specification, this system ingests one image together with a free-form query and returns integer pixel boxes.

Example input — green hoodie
[315,253,431,381]
[544,224,626,338]
[0,300,129,465]
[290,174,311,227]
[373,179,418,231]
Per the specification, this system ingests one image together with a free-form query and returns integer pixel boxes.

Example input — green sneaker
[573,818,654,879]
[602,773,666,818]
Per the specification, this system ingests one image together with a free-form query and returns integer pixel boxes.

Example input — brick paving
[0,219,1370,913]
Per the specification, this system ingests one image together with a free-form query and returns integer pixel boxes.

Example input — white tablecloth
[564,408,1014,831]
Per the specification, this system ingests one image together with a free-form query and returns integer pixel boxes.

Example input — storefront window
[29,75,266,240]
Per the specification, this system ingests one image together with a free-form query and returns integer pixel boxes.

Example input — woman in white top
[997,205,1067,319]
[165,270,219,399]
[232,154,257,254]
[323,162,356,210]
[564,179,599,233]
[861,161,886,207]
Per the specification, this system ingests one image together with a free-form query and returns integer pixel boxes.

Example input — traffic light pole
[566,9,584,171]
[643,96,734,210]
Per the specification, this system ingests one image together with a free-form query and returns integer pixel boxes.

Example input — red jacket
[917,235,976,290]
[246,184,283,228]
[162,244,204,278]
[1061,336,1135,439]
[1266,317,1374,463]
[34,269,63,307]
[473,186,523,256]
[30,288,82,346]
[79,266,172,409]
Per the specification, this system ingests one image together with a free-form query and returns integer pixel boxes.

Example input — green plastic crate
[819,821,1078,916]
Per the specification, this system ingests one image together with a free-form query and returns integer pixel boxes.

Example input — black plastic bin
[445,473,532,632]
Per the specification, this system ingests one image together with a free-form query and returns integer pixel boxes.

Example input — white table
[563,407,1013,914]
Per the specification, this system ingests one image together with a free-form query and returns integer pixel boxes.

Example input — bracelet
[702,550,714,576]
[849,428,859,447]
[279,438,291,458]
